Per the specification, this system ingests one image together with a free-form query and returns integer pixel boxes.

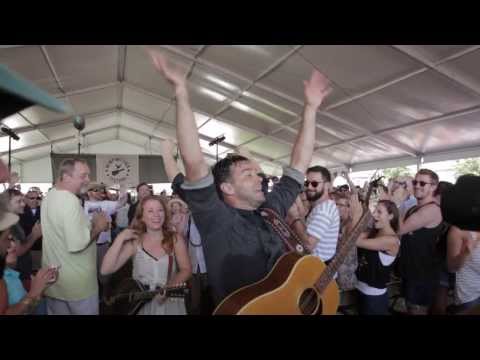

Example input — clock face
[104,158,131,183]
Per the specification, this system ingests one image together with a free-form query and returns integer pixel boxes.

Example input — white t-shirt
[84,200,120,245]
[115,204,130,228]
[187,217,207,274]
[306,199,340,262]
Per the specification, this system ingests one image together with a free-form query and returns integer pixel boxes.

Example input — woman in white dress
[101,195,192,315]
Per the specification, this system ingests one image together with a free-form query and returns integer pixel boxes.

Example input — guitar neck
[107,285,187,306]
[315,208,373,294]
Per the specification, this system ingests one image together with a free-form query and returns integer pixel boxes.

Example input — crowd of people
[0,49,479,316]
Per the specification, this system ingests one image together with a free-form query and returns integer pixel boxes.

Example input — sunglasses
[412,180,433,187]
[304,180,323,188]
[27,197,42,200]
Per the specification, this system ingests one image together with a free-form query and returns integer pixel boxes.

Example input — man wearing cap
[41,159,109,315]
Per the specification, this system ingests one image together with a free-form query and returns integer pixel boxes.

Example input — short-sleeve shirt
[172,167,304,305]
[84,200,119,244]
[41,188,98,301]
[306,199,340,262]
[3,268,27,305]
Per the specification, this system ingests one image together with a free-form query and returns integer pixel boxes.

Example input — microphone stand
[209,135,226,162]
[1,126,20,172]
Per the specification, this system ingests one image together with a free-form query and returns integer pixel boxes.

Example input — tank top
[356,245,397,291]
[455,231,480,305]
[399,202,443,282]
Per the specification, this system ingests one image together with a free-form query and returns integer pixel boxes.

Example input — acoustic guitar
[103,278,189,315]
[214,176,381,315]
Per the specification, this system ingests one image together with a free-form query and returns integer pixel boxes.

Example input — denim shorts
[357,290,390,315]
[451,296,480,314]
[404,280,437,307]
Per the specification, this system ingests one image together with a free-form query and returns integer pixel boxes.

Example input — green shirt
[41,188,98,301]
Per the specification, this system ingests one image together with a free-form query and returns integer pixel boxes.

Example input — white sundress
[132,244,186,315]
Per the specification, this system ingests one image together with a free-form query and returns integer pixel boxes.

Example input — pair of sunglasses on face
[304,180,324,188]
[91,188,106,193]
[412,180,433,187]
[27,197,42,200]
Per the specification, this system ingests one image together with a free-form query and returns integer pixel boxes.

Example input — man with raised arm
[149,50,331,306]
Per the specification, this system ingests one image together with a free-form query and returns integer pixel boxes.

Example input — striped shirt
[306,199,340,262]
[455,231,480,305]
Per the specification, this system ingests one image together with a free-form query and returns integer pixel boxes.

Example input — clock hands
[111,168,126,176]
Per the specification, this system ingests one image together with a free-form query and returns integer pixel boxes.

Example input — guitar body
[214,252,339,315]
[106,278,150,315]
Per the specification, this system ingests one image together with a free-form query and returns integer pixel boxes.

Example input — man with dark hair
[83,182,127,295]
[288,166,340,263]
[149,50,331,305]
[397,168,443,315]
[127,182,153,225]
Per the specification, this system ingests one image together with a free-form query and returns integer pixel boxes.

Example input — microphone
[1,126,20,140]
[209,135,226,146]
[370,176,385,187]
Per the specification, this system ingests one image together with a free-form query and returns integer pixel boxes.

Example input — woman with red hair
[101,195,192,315]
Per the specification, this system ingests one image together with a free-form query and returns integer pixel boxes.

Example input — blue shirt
[3,268,27,305]
[399,195,417,217]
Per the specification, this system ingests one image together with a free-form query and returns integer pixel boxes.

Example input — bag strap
[404,201,438,220]
[186,215,192,248]
[259,207,308,255]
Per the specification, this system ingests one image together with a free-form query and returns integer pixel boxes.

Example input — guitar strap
[260,207,308,255]
[167,253,174,283]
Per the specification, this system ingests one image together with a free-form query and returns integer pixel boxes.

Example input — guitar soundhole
[299,288,321,315]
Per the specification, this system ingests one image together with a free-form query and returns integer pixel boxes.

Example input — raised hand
[304,70,332,108]
[378,186,391,201]
[117,228,139,244]
[147,49,187,89]
[350,193,363,227]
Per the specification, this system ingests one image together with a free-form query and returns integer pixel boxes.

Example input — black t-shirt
[172,169,303,305]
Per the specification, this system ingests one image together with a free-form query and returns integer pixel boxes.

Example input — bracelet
[290,218,303,227]
[21,296,40,312]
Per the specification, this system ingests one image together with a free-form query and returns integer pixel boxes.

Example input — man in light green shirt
[42,158,109,315]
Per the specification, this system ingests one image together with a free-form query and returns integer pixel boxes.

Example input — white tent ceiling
[1,45,480,179]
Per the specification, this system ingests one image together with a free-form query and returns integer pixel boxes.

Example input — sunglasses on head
[412,180,433,187]
[304,180,323,188]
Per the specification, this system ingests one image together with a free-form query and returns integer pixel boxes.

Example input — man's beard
[307,189,324,202]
